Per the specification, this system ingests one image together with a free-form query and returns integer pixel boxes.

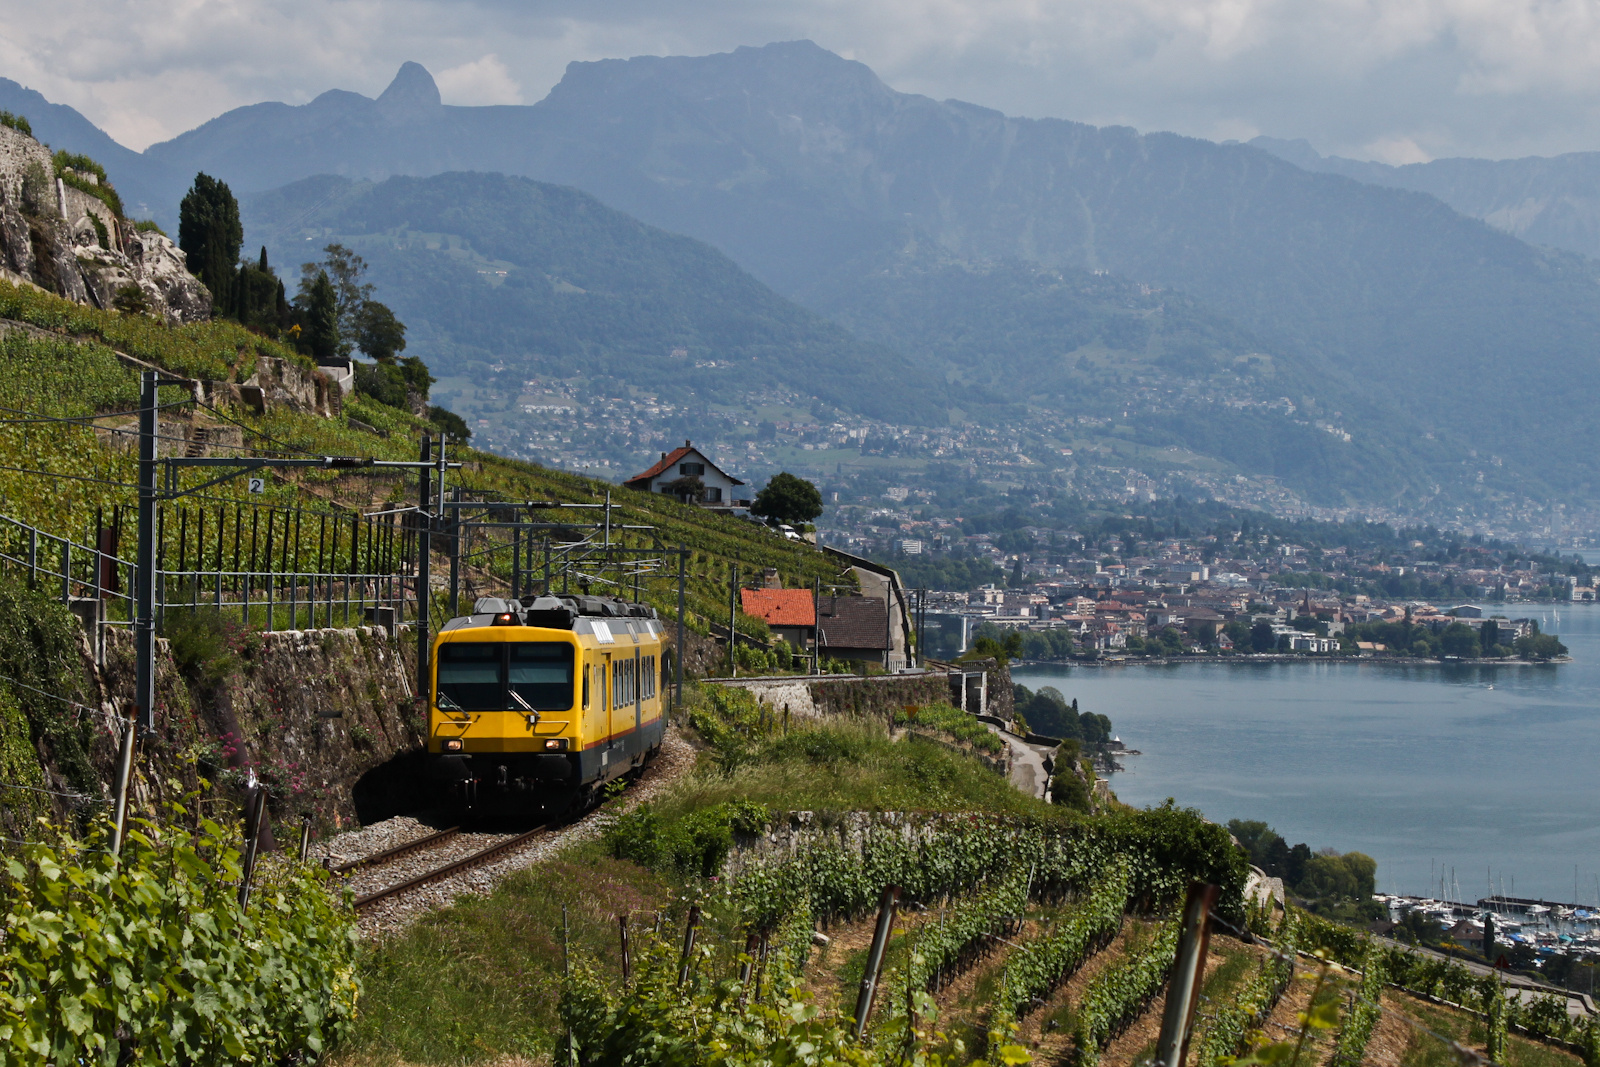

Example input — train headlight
[443,738,463,752]
[544,738,568,751]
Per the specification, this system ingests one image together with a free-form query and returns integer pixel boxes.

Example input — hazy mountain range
[1250,136,1600,263]
[8,43,1600,523]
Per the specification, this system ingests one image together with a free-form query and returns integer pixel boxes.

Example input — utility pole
[134,371,159,738]
[416,434,432,703]
[728,564,738,677]
[675,544,686,709]
[448,485,460,619]
[130,377,452,745]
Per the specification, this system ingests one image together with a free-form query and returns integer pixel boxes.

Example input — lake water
[1013,603,1600,904]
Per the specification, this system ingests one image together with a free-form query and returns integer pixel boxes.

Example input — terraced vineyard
[0,279,843,639]
[560,877,1597,1067]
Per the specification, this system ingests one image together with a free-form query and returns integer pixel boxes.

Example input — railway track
[351,824,550,914]
[332,825,461,875]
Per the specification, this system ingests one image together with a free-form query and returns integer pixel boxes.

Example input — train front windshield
[436,642,576,711]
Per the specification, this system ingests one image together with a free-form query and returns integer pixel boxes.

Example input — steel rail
[331,825,461,875]
[352,825,549,912]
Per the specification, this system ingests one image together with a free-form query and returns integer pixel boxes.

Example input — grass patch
[1199,940,1259,1000]
[334,842,668,1065]
[1397,997,1582,1067]
[895,702,1005,755]
[652,717,1058,820]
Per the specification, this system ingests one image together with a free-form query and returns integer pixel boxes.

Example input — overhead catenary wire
[193,399,326,458]
[0,462,142,491]
[0,398,195,427]
[0,672,123,725]
[0,779,109,803]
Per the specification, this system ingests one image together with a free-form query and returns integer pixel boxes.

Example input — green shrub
[54,151,126,222]
[605,799,768,876]
[0,111,31,137]
[163,604,243,690]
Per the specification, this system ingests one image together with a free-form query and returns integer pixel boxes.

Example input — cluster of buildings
[889,526,1573,658]
[922,581,1541,658]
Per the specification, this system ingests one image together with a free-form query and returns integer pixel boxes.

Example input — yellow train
[426,594,666,814]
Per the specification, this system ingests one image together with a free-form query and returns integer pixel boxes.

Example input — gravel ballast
[311,727,695,938]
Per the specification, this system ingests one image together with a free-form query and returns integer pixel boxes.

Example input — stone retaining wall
[711,670,952,721]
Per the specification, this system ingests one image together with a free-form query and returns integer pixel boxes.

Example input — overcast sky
[6,0,1600,162]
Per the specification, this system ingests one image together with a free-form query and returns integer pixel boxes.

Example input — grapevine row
[987,859,1132,1042]
[727,806,1244,929]
[1329,940,1386,1067]
[1296,906,1600,1063]
[1191,910,1300,1067]
[908,870,1030,993]
[1073,919,1181,1065]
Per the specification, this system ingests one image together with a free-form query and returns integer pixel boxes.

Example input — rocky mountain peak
[376,61,441,117]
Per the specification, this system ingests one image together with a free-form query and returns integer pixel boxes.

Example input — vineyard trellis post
[619,914,632,989]
[678,905,702,987]
[1155,881,1220,1067]
[110,713,136,854]
[854,885,900,1039]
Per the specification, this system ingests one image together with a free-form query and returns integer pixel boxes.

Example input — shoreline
[1013,654,1570,669]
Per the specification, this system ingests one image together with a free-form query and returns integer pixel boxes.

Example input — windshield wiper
[436,691,471,720]
[509,690,538,719]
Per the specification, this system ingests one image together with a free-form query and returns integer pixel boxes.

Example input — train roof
[439,594,660,635]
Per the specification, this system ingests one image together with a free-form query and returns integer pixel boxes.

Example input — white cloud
[6,0,1600,159]
[435,54,522,105]
[1364,135,1432,166]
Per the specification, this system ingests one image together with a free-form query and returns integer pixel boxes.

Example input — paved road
[986,723,1053,800]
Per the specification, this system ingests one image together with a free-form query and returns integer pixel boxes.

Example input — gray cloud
[5,0,1600,160]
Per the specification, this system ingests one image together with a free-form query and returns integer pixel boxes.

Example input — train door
[607,650,629,756]
[587,654,609,758]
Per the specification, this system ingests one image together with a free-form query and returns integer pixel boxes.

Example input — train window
[509,643,576,710]
[437,642,576,711]
[582,664,590,708]
[436,644,503,710]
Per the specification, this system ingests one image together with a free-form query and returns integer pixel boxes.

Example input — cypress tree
[177,173,243,317]
[303,270,340,361]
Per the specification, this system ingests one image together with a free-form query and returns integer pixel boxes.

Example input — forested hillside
[242,173,944,427]
[803,243,1436,503]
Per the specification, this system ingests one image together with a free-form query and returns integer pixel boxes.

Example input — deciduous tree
[752,472,823,527]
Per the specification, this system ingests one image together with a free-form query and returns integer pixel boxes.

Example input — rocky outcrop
[16,621,424,844]
[0,124,209,323]
[244,355,342,418]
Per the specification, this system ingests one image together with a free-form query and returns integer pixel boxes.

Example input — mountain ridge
[1250,135,1600,262]
[241,171,948,429]
[9,45,1600,520]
